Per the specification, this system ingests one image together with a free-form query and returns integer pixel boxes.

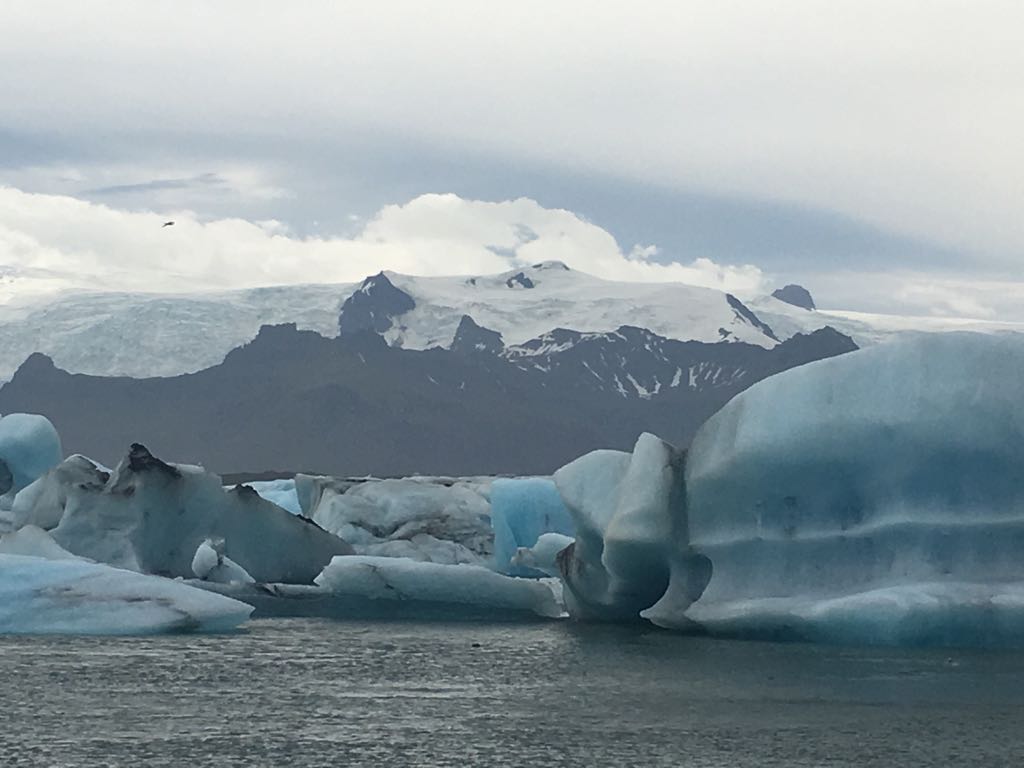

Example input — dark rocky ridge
[725,294,779,341]
[0,318,856,476]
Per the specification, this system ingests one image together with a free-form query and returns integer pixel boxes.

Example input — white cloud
[0,187,766,299]
[4,186,1023,320]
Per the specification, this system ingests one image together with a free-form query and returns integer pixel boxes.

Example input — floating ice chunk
[680,332,1024,646]
[191,538,255,584]
[301,475,493,564]
[553,434,702,621]
[18,444,352,583]
[191,538,220,577]
[510,532,575,577]
[314,556,562,619]
[0,413,62,508]
[0,554,253,635]
[490,478,574,575]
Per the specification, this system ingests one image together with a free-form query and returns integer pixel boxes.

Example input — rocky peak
[772,284,816,310]
[450,315,505,355]
[338,272,416,335]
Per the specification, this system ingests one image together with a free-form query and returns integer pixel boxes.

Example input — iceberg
[510,532,575,577]
[8,454,103,532]
[0,413,62,510]
[0,553,253,635]
[314,555,562,620]
[541,333,1024,646]
[679,332,1024,646]
[245,478,301,515]
[299,474,493,565]
[191,538,256,584]
[553,433,706,622]
[13,444,352,583]
[490,477,574,575]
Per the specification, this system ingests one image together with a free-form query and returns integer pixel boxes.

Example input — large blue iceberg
[554,333,1024,647]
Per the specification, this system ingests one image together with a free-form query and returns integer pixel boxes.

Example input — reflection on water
[1,619,1021,767]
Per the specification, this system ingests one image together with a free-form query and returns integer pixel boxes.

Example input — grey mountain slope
[724,294,779,341]
[0,319,856,476]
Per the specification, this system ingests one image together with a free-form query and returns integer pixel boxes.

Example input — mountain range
[0,263,858,475]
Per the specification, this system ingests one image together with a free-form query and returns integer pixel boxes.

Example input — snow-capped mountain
[455,319,855,401]
[351,261,780,350]
[1,259,1017,383]
[0,259,862,473]
[0,262,783,381]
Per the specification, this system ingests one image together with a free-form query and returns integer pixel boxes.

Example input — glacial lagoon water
[2,619,1023,767]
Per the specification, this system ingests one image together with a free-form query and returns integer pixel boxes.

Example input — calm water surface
[1,618,1022,767]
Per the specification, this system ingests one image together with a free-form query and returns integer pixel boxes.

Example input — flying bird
[162,221,175,227]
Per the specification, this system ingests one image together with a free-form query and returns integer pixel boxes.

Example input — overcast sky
[2,1,1022,317]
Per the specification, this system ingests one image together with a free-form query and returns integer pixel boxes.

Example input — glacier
[490,477,575,575]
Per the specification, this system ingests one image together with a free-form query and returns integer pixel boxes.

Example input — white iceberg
[0,553,253,635]
[300,474,493,565]
[191,538,255,585]
[8,454,103,532]
[314,555,562,619]
[490,477,574,575]
[679,332,1024,646]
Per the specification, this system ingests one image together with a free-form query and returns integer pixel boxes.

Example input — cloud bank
[0,187,767,300]
[3,1,1022,263]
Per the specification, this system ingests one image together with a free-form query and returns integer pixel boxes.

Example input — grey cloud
[83,172,225,197]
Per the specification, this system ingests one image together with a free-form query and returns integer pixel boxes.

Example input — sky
[1,1,1022,318]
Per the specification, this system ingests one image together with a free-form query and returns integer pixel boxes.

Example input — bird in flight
[162,221,175,227]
